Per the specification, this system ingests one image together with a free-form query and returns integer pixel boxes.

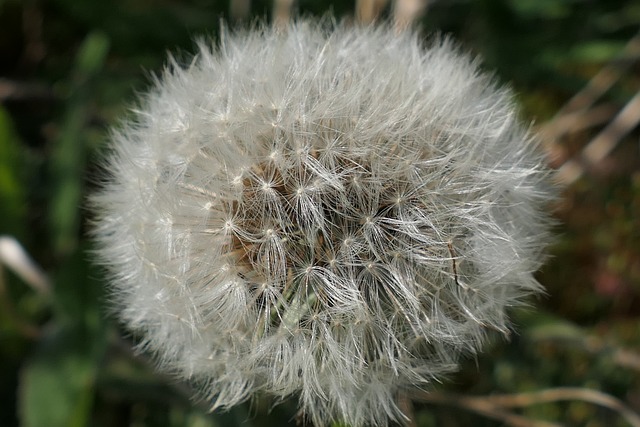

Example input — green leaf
[507,0,571,19]
[513,308,586,343]
[49,31,110,256]
[568,40,626,63]
[20,245,107,427]
[19,325,103,427]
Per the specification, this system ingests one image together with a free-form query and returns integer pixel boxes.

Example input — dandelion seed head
[92,20,555,427]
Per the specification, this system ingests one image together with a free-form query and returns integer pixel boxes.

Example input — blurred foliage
[0,0,639,426]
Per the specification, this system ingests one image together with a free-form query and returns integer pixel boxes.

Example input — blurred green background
[0,0,639,426]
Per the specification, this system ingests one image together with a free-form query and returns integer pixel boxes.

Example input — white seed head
[92,21,555,427]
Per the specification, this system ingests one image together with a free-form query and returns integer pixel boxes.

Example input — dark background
[0,0,639,426]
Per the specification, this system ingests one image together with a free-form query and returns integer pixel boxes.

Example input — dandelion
[92,20,555,427]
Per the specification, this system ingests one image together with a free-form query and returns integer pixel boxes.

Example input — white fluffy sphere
[93,21,554,427]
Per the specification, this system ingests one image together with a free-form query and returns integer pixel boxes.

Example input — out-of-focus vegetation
[0,0,638,426]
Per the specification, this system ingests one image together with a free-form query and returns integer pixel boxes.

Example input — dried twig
[0,236,51,295]
[541,103,617,142]
[397,391,418,427]
[414,391,562,427]
[356,0,389,24]
[556,90,640,184]
[415,387,640,427]
[0,236,51,339]
[273,0,295,29]
[544,29,640,140]
[483,388,640,427]
[393,0,428,31]
[540,30,640,184]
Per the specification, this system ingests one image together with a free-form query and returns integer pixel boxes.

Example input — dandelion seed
[92,20,555,427]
